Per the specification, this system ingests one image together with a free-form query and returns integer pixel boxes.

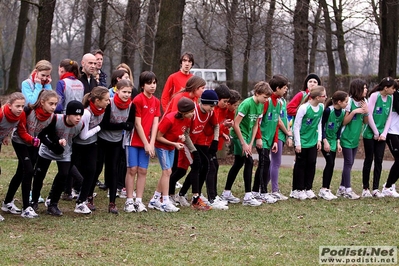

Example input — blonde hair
[308,85,326,99]
[116,63,134,84]
[34,60,52,72]
[30,90,59,110]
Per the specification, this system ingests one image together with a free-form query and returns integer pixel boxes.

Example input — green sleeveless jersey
[323,106,345,152]
[297,103,323,148]
[278,98,289,142]
[230,96,263,142]
[340,98,366,148]
[363,92,392,139]
[259,98,281,149]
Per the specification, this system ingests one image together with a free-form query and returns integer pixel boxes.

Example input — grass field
[0,144,398,265]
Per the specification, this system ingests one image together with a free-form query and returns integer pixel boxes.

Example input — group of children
[0,55,398,221]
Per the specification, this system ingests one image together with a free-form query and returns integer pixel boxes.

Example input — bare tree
[7,0,30,93]
[264,0,276,81]
[378,0,399,78]
[141,0,160,72]
[320,0,336,92]
[152,0,186,97]
[121,0,140,72]
[83,0,95,54]
[35,0,56,61]
[308,6,321,74]
[98,0,108,51]
[292,0,310,94]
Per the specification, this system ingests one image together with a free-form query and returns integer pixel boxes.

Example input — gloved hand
[32,137,40,147]
[123,122,134,131]
[190,151,201,171]
[208,140,218,155]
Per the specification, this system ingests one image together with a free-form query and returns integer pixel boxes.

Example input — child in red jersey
[148,97,195,212]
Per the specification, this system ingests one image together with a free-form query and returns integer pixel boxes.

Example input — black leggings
[95,138,122,203]
[362,138,386,190]
[225,155,254,193]
[72,142,98,204]
[386,134,399,187]
[321,149,337,189]
[5,141,38,209]
[292,145,317,191]
[169,168,187,195]
[32,156,71,205]
[179,145,210,196]
[253,147,270,193]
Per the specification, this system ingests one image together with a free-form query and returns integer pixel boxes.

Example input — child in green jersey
[221,82,272,206]
[253,75,289,204]
[290,86,326,200]
[338,79,368,199]
[318,91,348,200]
[361,77,395,198]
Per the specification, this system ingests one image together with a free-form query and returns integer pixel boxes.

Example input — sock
[244,192,252,200]
[126,198,134,203]
[346,187,352,193]
[163,196,169,204]
[136,198,142,203]
[152,191,161,201]
[222,190,231,197]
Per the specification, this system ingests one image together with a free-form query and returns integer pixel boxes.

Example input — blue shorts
[155,148,175,170]
[126,146,149,169]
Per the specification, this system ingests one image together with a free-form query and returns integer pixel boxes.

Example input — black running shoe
[47,204,63,216]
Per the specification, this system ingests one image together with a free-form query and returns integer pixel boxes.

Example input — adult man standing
[161,52,194,112]
[92,49,107,87]
[79,53,98,94]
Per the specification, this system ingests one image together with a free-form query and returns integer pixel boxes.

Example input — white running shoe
[175,182,183,189]
[343,190,360,200]
[1,200,22,214]
[336,187,346,197]
[242,196,262,206]
[124,201,136,213]
[305,190,317,199]
[71,189,79,199]
[21,206,39,218]
[221,192,240,204]
[175,195,190,207]
[382,186,399,198]
[74,202,92,214]
[148,199,162,210]
[135,202,147,212]
[260,193,277,204]
[372,189,384,198]
[209,200,229,210]
[118,188,127,198]
[318,188,335,201]
[44,197,51,207]
[161,202,180,212]
[362,189,373,198]
[271,191,288,201]
[0,214,4,221]
[214,195,228,206]
[169,196,178,206]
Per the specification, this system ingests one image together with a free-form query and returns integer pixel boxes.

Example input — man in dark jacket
[79,53,98,94]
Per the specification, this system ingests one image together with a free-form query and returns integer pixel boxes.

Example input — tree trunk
[99,0,108,51]
[224,0,238,90]
[264,0,276,82]
[320,0,336,92]
[292,0,310,95]
[378,0,399,79]
[83,0,95,54]
[152,0,186,98]
[332,0,349,77]
[141,0,160,72]
[35,0,56,62]
[121,0,141,74]
[308,6,321,74]
[7,0,30,93]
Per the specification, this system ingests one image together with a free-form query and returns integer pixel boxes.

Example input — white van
[190,68,227,90]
